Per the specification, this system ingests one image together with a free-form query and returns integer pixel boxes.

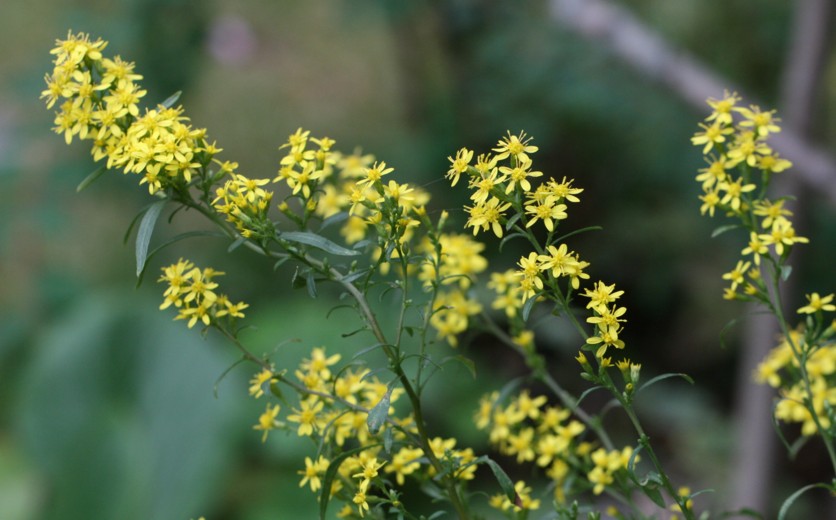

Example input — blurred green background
[2,0,835,518]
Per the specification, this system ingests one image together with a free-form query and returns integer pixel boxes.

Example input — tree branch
[548,0,836,204]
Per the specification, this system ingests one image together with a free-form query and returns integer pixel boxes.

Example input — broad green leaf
[281,230,359,256]
[76,165,107,192]
[135,200,166,278]
[366,384,394,434]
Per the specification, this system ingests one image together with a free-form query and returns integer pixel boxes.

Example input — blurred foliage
[2,0,835,518]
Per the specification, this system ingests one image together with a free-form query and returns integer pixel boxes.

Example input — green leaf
[484,457,517,504]
[341,269,369,283]
[367,384,394,434]
[711,224,739,238]
[521,294,538,321]
[76,165,107,192]
[640,483,666,508]
[636,373,694,395]
[319,444,380,520]
[504,213,522,231]
[443,355,476,379]
[306,272,317,299]
[227,236,246,252]
[499,231,526,252]
[319,211,349,231]
[781,265,793,281]
[777,483,830,520]
[272,255,290,270]
[557,225,603,242]
[576,385,604,407]
[281,230,359,256]
[160,90,182,108]
[135,200,166,278]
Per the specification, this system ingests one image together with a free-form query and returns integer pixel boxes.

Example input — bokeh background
[2,0,835,518]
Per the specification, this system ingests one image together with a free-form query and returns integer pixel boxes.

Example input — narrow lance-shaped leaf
[281,230,359,256]
[76,165,107,192]
[135,200,166,278]
[160,90,182,108]
[483,457,517,504]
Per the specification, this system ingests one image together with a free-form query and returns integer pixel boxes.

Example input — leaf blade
[135,200,166,278]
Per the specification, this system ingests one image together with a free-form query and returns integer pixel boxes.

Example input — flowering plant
[43,32,834,519]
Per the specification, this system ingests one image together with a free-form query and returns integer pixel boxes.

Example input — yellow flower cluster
[693,95,835,445]
[249,347,479,517]
[450,132,581,239]
[755,327,836,435]
[476,389,639,503]
[42,31,222,196]
[418,233,488,346]
[213,173,274,239]
[158,258,248,328]
[583,281,627,359]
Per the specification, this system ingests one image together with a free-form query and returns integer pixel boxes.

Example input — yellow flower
[249,368,277,399]
[298,456,329,492]
[446,147,473,186]
[287,398,325,436]
[493,131,538,162]
[797,293,836,314]
[253,403,282,442]
[691,121,733,154]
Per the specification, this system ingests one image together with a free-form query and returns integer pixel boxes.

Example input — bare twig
[548,0,836,204]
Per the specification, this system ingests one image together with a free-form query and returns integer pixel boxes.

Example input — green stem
[766,260,836,474]
[618,401,696,520]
